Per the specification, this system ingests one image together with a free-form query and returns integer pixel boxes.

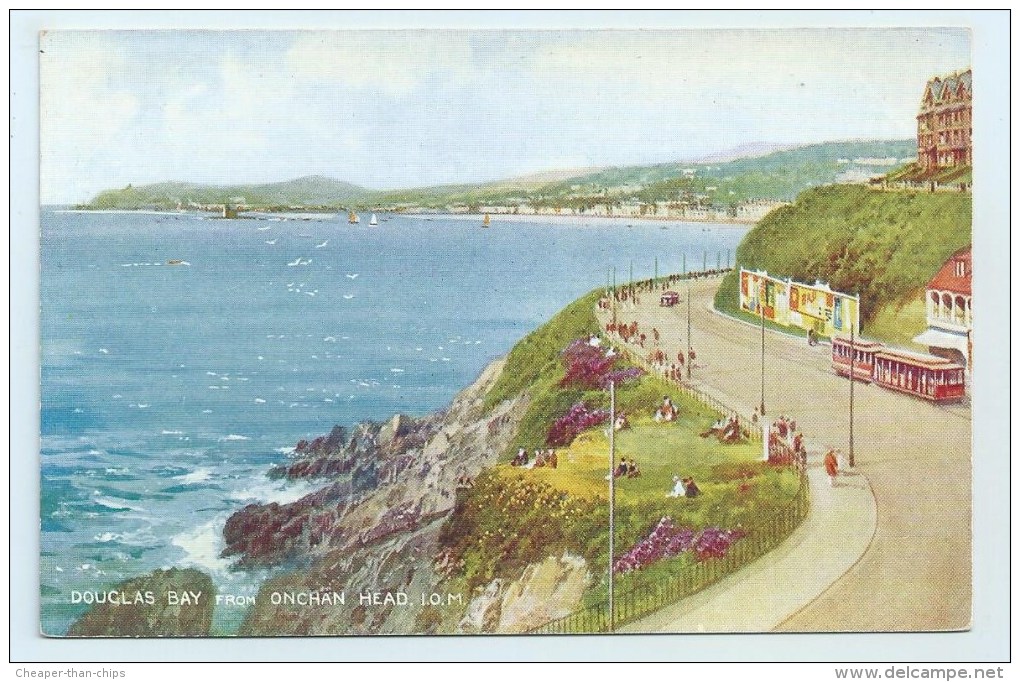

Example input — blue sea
[39,208,747,635]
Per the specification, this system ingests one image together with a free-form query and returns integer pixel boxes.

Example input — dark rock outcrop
[66,568,214,638]
[222,411,446,568]
[234,357,531,635]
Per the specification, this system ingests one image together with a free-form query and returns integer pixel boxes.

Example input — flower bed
[613,517,745,574]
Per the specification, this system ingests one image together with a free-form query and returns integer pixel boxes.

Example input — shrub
[546,402,609,447]
[560,339,643,390]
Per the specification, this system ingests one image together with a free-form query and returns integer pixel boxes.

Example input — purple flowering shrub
[692,526,746,561]
[613,517,746,573]
[545,402,609,447]
[560,339,643,390]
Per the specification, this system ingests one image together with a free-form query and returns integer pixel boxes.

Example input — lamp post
[849,318,856,468]
[629,260,634,301]
[611,266,617,327]
[608,379,616,631]
[759,288,766,416]
[685,254,692,379]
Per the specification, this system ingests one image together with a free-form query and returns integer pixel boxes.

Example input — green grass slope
[713,185,971,344]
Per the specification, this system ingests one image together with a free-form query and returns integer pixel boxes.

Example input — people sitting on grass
[614,412,630,431]
[654,396,678,423]
[720,416,742,443]
[627,460,641,478]
[531,448,559,469]
[613,457,641,479]
[511,447,528,467]
[699,415,743,443]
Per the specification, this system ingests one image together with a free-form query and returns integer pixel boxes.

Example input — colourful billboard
[739,268,858,337]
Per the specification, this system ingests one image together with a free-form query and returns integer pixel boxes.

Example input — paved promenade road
[600,276,971,632]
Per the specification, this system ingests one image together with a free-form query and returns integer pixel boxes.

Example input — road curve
[601,276,971,631]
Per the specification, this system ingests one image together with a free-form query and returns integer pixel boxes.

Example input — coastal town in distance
[37,29,979,641]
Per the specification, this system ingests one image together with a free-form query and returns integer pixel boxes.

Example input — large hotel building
[916,69,972,171]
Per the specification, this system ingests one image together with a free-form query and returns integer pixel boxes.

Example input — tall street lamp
[849,313,856,468]
[607,379,616,631]
[759,282,766,416]
[685,254,692,379]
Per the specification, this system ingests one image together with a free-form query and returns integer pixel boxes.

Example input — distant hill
[368,139,916,210]
[691,142,800,164]
[82,139,917,212]
[84,175,369,210]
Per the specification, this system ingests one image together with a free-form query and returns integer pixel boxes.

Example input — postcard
[36,26,981,640]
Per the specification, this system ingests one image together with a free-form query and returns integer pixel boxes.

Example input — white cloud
[526,29,969,104]
[286,31,475,95]
[40,33,141,201]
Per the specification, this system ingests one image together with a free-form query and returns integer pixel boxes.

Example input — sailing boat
[369,213,378,226]
[347,210,359,225]
[481,213,491,228]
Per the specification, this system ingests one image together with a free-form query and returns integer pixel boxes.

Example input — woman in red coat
[824,449,839,487]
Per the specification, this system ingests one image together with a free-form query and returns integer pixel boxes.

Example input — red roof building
[913,247,972,368]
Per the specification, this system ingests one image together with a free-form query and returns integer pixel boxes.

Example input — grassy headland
[430,288,802,629]
[713,185,971,346]
[82,175,367,211]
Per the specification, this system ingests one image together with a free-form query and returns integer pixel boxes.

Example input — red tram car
[830,337,883,383]
[831,338,966,403]
[872,348,966,403]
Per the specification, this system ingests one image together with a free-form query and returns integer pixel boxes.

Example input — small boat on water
[167,259,185,265]
[369,213,378,226]
[347,210,359,225]
[481,213,491,228]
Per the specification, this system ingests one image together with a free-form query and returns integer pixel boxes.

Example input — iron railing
[527,468,809,634]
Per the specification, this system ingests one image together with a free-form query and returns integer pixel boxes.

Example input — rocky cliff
[232,357,531,635]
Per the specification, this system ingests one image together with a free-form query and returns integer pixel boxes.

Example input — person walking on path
[824,449,839,487]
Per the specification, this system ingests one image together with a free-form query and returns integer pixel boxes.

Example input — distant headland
[77,140,916,222]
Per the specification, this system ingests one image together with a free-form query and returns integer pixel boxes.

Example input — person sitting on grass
[626,460,641,478]
[700,417,726,438]
[533,449,547,468]
[614,458,629,479]
[614,412,630,431]
[720,416,742,444]
[683,477,701,498]
[668,475,687,498]
[654,396,678,423]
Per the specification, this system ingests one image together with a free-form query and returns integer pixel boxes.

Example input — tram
[872,348,966,403]
[830,337,883,383]
[831,338,966,403]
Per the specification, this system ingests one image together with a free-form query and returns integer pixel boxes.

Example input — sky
[39,27,971,204]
